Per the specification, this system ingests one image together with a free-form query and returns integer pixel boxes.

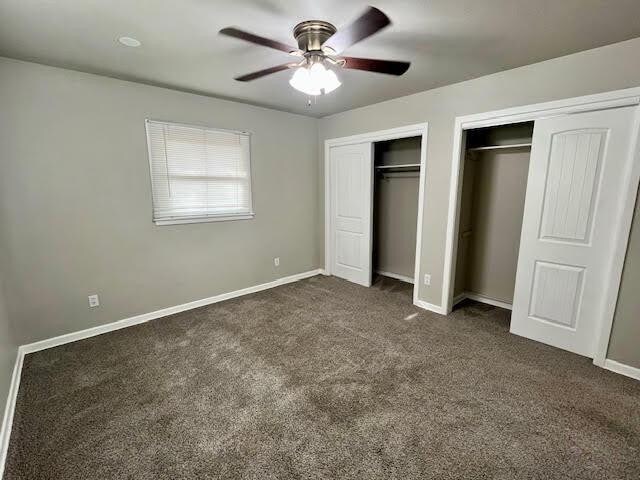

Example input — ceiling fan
[219,6,410,96]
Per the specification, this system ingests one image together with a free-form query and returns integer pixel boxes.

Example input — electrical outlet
[88,294,100,308]
[423,274,431,286]
[274,257,280,267]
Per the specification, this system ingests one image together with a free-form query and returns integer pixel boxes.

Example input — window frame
[145,119,255,226]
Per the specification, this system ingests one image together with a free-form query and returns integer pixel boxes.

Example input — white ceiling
[2,0,640,117]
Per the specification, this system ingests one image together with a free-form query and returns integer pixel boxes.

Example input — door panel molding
[538,129,607,244]
[528,260,585,330]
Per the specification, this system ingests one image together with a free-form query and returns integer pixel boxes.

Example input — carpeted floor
[5,275,640,479]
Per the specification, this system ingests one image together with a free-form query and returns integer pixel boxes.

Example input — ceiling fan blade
[235,63,295,82]
[220,27,300,54]
[323,6,390,54]
[341,57,410,76]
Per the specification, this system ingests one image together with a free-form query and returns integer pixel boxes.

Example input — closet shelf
[467,143,532,152]
[375,163,421,170]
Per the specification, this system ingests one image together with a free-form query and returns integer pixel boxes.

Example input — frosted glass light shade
[317,67,341,94]
[289,67,319,95]
[289,63,341,96]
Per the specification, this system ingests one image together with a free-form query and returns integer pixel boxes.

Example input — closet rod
[375,163,421,169]
[467,143,532,152]
[380,172,419,179]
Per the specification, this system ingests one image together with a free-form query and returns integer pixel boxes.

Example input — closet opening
[452,121,534,312]
[325,123,427,304]
[372,136,421,293]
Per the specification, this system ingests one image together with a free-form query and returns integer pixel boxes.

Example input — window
[145,120,254,225]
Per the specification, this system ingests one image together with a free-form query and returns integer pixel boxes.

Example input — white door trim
[324,123,429,307]
[441,86,640,368]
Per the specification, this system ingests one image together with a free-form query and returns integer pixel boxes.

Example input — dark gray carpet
[5,275,640,479]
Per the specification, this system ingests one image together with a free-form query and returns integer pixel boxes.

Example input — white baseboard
[603,359,640,381]
[452,293,467,307]
[413,299,447,315]
[375,270,415,284]
[21,269,323,355]
[454,292,513,310]
[0,348,24,479]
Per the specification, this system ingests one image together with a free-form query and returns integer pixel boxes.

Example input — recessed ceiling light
[118,36,141,47]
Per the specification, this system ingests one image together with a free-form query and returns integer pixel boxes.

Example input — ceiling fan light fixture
[221,6,410,99]
[289,63,341,96]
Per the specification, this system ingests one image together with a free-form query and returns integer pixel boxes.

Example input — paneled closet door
[510,106,637,357]
[330,142,374,287]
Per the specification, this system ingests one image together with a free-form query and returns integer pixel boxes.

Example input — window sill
[154,213,255,226]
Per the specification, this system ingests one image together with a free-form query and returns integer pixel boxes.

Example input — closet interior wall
[373,136,421,283]
[454,122,534,305]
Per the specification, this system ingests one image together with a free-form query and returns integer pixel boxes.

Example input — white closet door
[510,106,637,357]
[330,143,373,287]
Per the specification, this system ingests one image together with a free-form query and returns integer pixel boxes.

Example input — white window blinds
[145,120,254,225]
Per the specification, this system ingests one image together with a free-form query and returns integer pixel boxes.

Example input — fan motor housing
[293,20,336,52]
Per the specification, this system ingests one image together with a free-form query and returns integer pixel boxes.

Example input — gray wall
[0,58,319,345]
[318,37,640,365]
[455,149,530,304]
[373,137,420,279]
[608,193,640,369]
